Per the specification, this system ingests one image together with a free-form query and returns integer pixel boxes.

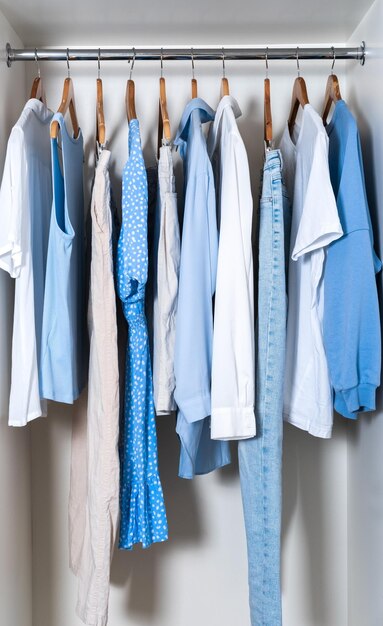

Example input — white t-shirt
[0,99,53,426]
[279,104,343,438]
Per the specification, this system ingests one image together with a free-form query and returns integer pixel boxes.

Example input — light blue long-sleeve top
[323,100,381,419]
[174,98,231,479]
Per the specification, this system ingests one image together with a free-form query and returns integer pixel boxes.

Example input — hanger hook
[160,48,164,78]
[66,48,70,79]
[331,46,336,74]
[222,47,226,79]
[296,46,300,77]
[191,47,195,80]
[97,48,101,80]
[34,48,41,79]
[130,47,136,80]
[265,46,269,79]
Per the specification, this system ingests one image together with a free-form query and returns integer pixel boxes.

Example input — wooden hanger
[30,77,45,103]
[191,49,198,98]
[264,50,272,147]
[157,51,171,158]
[191,78,198,99]
[96,50,106,145]
[50,49,80,139]
[96,79,105,144]
[264,78,272,146]
[126,49,137,122]
[158,78,171,158]
[220,48,230,97]
[159,50,171,142]
[288,48,309,136]
[159,77,171,141]
[30,49,46,104]
[126,80,137,121]
[322,49,342,125]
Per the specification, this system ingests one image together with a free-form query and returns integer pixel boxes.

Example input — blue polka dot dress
[117,119,168,549]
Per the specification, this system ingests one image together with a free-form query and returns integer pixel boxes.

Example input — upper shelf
[0,0,375,46]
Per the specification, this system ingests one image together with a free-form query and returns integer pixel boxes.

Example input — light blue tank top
[40,113,86,403]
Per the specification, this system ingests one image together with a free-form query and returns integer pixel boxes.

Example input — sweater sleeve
[323,127,381,419]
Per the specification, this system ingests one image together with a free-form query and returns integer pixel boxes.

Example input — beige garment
[151,145,180,414]
[69,147,120,626]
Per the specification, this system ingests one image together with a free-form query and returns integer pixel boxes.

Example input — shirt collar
[215,95,242,123]
[207,95,242,156]
[174,97,215,146]
[24,98,54,124]
[326,99,346,136]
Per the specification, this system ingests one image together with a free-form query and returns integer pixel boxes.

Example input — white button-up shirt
[208,95,256,440]
[0,99,53,426]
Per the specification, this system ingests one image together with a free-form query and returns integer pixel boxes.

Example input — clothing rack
[6,43,366,66]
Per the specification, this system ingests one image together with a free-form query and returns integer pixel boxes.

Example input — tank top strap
[51,112,83,145]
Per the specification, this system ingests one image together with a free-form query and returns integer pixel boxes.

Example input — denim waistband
[263,148,283,172]
[259,148,286,201]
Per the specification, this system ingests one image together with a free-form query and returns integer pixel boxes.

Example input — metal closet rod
[6,42,366,66]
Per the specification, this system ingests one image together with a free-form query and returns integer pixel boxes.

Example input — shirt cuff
[174,390,211,423]
[211,406,256,440]
[334,383,377,419]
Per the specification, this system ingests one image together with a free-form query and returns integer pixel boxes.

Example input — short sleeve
[292,131,343,260]
[0,127,27,278]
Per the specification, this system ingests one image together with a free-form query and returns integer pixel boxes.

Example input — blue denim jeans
[238,149,291,626]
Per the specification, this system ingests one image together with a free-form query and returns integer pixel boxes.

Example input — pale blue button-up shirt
[174,98,231,479]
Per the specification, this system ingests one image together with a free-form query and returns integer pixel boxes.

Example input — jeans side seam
[261,175,283,626]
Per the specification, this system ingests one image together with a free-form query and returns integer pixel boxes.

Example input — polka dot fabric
[117,119,168,550]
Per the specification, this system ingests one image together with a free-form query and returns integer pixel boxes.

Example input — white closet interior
[0,1,382,625]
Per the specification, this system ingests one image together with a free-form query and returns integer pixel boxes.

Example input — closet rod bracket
[6,42,13,68]
[360,41,366,65]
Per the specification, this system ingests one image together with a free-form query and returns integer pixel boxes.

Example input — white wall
[22,53,351,626]
[346,2,383,625]
[0,13,32,626]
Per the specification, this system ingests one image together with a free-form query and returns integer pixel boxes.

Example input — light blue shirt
[40,113,86,403]
[174,98,231,479]
[324,100,381,418]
